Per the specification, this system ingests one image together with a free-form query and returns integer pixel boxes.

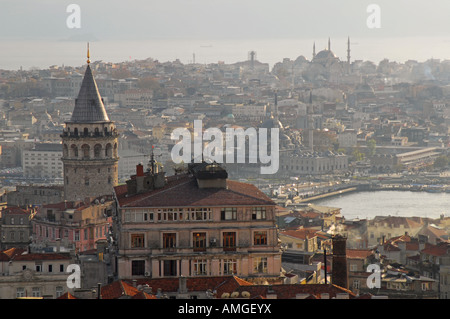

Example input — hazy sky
[2,0,450,41]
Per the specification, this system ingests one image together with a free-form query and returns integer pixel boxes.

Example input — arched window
[94,128,100,136]
[94,144,102,158]
[81,144,90,159]
[74,128,78,136]
[105,144,112,157]
[71,144,78,158]
[83,128,89,136]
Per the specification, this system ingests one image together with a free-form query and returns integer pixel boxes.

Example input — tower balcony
[61,131,119,139]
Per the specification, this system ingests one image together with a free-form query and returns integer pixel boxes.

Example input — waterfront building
[279,149,349,176]
[61,49,119,201]
[113,161,282,283]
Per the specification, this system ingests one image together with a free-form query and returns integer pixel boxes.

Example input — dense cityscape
[0,35,449,302]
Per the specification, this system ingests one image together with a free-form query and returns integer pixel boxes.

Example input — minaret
[308,90,314,151]
[328,37,331,51]
[347,37,351,65]
[61,44,119,201]
[312,42,316,59]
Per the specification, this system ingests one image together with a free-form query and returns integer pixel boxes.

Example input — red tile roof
[100,280,146,299]
[0,248,26,260]
[2,206,32,215]
[346,249,375,259]
[421,242,449,256]
[280,228,318,240]
[57,292,78,299]
[231,283,356,299]
[12,252,72,261]
[133,275,253,298]
[115,174,275,208]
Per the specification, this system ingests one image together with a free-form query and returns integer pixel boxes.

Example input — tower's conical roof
[69,64,110,123]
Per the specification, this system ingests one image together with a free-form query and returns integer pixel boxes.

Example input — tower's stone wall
[62,122,119,201]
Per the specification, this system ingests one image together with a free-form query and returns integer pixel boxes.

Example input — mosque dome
[260,117,283,130]
[315,49,337,60]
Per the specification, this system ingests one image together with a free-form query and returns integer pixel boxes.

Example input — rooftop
[115,172,275,208]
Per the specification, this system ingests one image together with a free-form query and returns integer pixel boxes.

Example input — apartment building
[22,143,63,180]
[113,161,282,284]
[31,197,114,253]
[0,247,73,299]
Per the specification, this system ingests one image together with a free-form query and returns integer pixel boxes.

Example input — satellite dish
[230,292,239,298]
[241,291,250,298]
[221,292,230,299]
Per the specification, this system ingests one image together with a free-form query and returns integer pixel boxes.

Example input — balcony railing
[61,131,119,138]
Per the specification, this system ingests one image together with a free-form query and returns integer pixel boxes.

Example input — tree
[367,139,377,157]
[351,148,365,162]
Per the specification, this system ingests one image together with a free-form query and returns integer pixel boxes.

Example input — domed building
[304,38,349,83]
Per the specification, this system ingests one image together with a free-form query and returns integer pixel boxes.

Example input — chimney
[97,283,102,299]
[136,163,144,177]
[56,238,61,252]
[331,234,349,289]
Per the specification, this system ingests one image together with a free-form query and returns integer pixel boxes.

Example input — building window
[221,208,237,220]
[252,207,266,220]
[163,260,177,277]
[353,280,360,290]
[222,259,237,275]
[31,287,41,297]
[131,260,145,276]
[193,259,208,276]
[48,264,53,273]
[16,288,25,298]
[253,257,268,274]
[223,232,236,251]
[163,233,176,249]
[131,234,145,248]
[193,232,206,252]
[74,231,80,241]
[56,286,64,298]
[253,231,267,246]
